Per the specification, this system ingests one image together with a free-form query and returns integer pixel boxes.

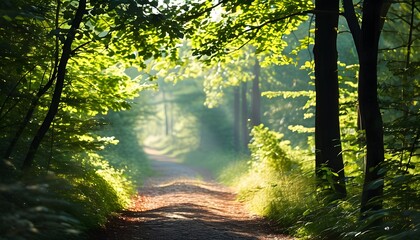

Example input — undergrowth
[224,125,419,239]
[0,152,136,239]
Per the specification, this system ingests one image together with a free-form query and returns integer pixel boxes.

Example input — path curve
[99,148,293,240]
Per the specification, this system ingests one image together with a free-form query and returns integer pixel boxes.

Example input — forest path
[99,148,293,240]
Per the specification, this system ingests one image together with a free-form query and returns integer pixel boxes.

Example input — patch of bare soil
[96,149,294,240]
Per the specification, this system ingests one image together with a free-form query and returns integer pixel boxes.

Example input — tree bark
[359,0,386,217]
[233,86,240,152]
[161,86,170,136]
[314,0,346,198]
[22,0,86,170]
[3,0,61,162]
[251,58,261,127]
[241,81,248,152]
[342,0,362,58]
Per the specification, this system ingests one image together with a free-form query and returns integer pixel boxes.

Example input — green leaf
[367,179,384,190]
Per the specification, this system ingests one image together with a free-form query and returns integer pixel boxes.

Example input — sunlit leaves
[263,90,314,99]
[186,0,313,65]
[249,124,300,174]
[290,36,314,55]
[288,125,314,133]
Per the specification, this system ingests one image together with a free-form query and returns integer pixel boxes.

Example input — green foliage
[186,0,312,65]
[99,104,152,184]
[54,152,134,228]
[231,125,419,239]
[249,125,300,174]
[0,1,165,238]
[237,169,314,232]
[139,82,203,157]
[218,159,249,185]
[0,177,85,240]
[1,1,418,240]
[233,125,312,232]
[295,197,360,240]
[0,151,135,239]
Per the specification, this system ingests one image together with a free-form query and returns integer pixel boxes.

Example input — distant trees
[233,86,241,152]
[1,0,184,172]
[2,0,417,238]
[240,81,249,151]
[184,0,418,227]
[186,0,350,198]
[0,1,189,237]
[251,59,262,127]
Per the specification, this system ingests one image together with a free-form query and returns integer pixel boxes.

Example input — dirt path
[98,149,293,240]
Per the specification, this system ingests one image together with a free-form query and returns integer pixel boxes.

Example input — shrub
[0,152,135,240]
[233,125,313,232]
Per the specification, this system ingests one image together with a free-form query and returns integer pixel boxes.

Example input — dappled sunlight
[107,205,276,240]
[98,148,294,239]
[1,1,417,239]
[136,180,237,212]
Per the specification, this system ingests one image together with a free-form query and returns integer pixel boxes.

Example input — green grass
[182,150,249,180]
[218,160,249,185]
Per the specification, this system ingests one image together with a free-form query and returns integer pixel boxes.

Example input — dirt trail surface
[99,148,293,240]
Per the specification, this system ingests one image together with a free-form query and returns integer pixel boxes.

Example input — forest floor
[95,148,294,240]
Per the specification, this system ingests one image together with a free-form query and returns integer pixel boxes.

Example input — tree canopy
[0,0,419,239]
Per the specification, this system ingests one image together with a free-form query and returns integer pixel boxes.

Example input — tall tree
[241,81,249,151]
[160,83,171,136]
[251,58,262,127]
[313,0,346,197]
[233,86,241,152]
[358,0,386,217]
[342,0,390,218]
[22,0,87,169]
[9,0,185,170]
[0,1,56,162]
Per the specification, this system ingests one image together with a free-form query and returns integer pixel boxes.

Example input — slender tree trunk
[162,88,169,136]
[342,0,362,58]
[343,0,390,222]
[241,81,248,152]
[22,0,86,170]
[251,58,261,127]
[359,0,386,218]
[233,86,240,152]
[313,0,346,198]
[4,72,58,162]
[4,98,40,161]
[342,0,390,133]
[169,91,173,136]
[3,1,61,162]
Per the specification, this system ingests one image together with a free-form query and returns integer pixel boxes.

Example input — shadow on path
[95,148,293,240]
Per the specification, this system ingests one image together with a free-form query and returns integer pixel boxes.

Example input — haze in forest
[0,1,418,240]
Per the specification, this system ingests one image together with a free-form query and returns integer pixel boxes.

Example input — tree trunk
[22,0,86,170]
[4,98,40,161]
[241,81,248,152]
[162,87,170,136]
[313,0,346,198]
[359,0,386,218]
[233,86,240,152]
[4,0,61,163]
[251,58,261,127]
[169,91,173,136]
[4,71,58,163]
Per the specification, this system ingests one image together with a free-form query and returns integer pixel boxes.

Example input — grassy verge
[182,125,420,239]
[0,153,136,239]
